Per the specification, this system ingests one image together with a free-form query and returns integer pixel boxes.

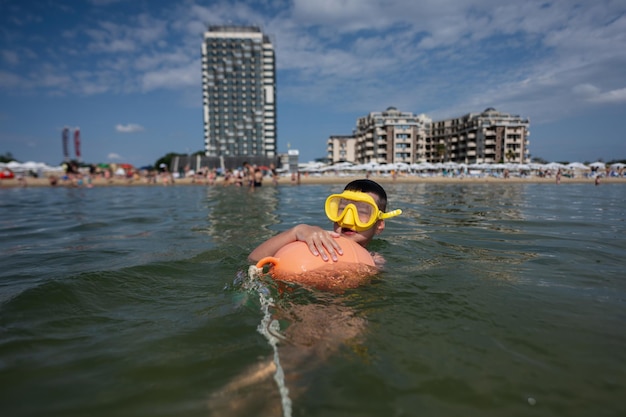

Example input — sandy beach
[2,173,625,188]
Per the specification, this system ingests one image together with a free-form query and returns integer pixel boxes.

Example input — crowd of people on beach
[57,161,284,188]
[2,159,625,188]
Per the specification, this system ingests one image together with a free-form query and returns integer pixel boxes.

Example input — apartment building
[201,26,276,158]
[326,135,357,163]
[429,108,530,163]
[327,107,432,164]
[327,107,530,164]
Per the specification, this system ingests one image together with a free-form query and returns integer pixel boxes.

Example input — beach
[2,173,625,188]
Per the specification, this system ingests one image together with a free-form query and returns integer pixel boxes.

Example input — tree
[0,152,16,163]
[506,149,515,162]
[436,143,446,162]
[154,152,186,170]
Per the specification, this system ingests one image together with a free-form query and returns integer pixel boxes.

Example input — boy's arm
[248,224,342,263]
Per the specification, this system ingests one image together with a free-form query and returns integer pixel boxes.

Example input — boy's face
[332,191,385,246]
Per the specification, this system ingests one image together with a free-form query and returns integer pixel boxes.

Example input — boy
[248,179,401,266]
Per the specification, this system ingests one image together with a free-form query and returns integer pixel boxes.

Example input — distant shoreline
[2,174,625,188]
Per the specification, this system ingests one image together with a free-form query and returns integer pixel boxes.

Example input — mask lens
[353,201,375,224]
[326,196,344,221]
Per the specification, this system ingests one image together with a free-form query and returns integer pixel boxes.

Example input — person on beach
[253,167,263,187]
[248,178,401,268]
[242,161,254,187]
[269,163,279,185]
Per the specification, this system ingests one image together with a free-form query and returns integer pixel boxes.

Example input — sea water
[0,182,624,417]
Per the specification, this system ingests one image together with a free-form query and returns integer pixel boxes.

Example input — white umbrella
[510,163,531,171]
[545,162,566,170]
[610,162,626,169]
[566,162,590,170]
[411,162,436,170]
[346,163,367,171]
[300,165,323,173]
[377,163,395,172]
[588,161,606,168]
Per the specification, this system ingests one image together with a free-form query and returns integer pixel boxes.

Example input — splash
[247,265,292,417]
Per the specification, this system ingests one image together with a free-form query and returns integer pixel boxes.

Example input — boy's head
[326,179,400,247]
[343,179,388,211]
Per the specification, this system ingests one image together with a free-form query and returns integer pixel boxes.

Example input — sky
[1,0,625,167]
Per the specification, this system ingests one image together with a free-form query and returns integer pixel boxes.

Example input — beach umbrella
[566,162,590,170]
[300,162,326,171]
[348,162,376,171]
[326,162,353,170]
[544,162,566,170]
[299,165,321,173]
[610,162,626,169]
[411,162,435,170]
[376,163,390,171]
[510,163,530,171]
[588,161,606,168]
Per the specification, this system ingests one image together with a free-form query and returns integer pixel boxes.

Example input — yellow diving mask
[325,190,402,232]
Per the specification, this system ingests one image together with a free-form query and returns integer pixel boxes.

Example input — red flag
[74,128,81,159]
[62,127,69,160]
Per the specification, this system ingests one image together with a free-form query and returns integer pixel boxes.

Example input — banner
[74,128,81,159]
[62,127,69,160]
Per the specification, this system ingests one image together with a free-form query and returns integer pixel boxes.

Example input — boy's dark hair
[344,179,388,211]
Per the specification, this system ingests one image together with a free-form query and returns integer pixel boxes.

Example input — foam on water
[247,265,292,417]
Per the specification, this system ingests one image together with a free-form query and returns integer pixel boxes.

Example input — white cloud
[0,70,23,88]
[573,84,600,97]
[2,50,19,65]
[141,61,200,91]
[589,87,626,104]
[115,123,144,133]
[268,0,626,120]
[107,153,122,160]
[2,0,625,148]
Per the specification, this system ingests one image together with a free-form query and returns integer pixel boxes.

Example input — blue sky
[1,0,625,167]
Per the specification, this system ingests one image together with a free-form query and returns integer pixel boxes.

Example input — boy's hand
[294,224,343,261]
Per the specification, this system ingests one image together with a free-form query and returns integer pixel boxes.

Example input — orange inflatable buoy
[255,236,378,291]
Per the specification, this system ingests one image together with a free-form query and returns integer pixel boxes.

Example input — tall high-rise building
[201,26,276,157]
